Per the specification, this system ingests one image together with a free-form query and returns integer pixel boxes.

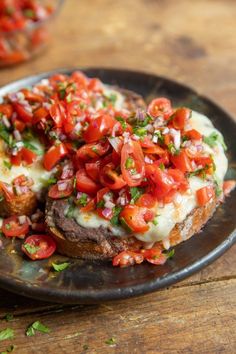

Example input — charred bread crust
[0,190,37,217]
[45,196,218,260]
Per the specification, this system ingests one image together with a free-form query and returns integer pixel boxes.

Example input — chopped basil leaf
[52,262,69,272]
[0,328,14,341]
[137,114,152,127]
[108,93,117,105]
[77,193,88,207]
[91,146,98,154]
[203,132,227,151]
[1,344,16,353]
[0,124,11,145]
[4,314,13,322]
[105,338,116,346]
[66,93,72,103]
[43,177,57,186]
[154,130,164,144]
[125,157,134,169]
[26,321,50,337]
[5,224,11,230]
[115,116,127,129]
[3,160,12,170]
[23,243,40,255]
[130,187,143,204]
[120,217,132,233]
[110,206,123,226]
[214,176,222,197]
[59,89,66,100]
[96,200,105,209]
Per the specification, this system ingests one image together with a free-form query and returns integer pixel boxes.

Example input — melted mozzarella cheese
[72,111,228,244]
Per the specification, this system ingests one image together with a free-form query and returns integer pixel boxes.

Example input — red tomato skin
[13,102,32,123]
[112,251,144,267]
[121,141,145,187]
[21,147,37,165]
[171,150,193,173]
[185,129,202,140]
[148,98,173,120]
[22,235,56,260]
[48,179,74,199]
[85,160,101,182]
[83,114,116,143]
[76,169,100,195]
[43,143,68,171]
[0,104,13,118]
[172,108,191,130]
[136,193,156,208]
[120,205,149,233]
[196,186,215,206]
[76,141,110,162]
[100,163,127,190]
[2,216,29,238]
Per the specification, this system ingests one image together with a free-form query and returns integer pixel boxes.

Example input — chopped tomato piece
[76,169,100,195]
[76,140,110,161]
[48,179,74,199]
[112,251,144,267]
[196,185,215,206]
[43,143,68,171]
[21,89,44,103]
[21,147,37,165]
[120,205,149,233]
[141,248,167,265]
[147,98,173,120]
[22,235,56,260]
[136,193,156,208]
[14,119,25,132]
[49,102,65,128]
[171,150,193,173]
[85,160,101,182]
[13,102,32,123]
[172,108,191,130]
[0,104,13,118]
[33,106,49,124]
[100,162,126,190]
[83,114,116,143]
[185,129,202,140]
[2,216,29,238]
[121,141,145,187]
[80,198,95,212]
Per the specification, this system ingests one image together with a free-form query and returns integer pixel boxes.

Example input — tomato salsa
[0,0,57,66]
[0,71,231,267]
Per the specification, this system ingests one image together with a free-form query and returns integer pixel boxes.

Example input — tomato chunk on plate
[22,235,56,260]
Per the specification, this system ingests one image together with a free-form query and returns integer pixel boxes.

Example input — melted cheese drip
[73,111,228,244]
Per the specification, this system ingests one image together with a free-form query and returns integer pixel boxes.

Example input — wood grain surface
[0,0,236,353]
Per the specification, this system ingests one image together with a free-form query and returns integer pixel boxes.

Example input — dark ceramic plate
[0,68,235,304]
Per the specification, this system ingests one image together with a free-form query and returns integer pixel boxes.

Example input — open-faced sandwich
[0,71,235,267]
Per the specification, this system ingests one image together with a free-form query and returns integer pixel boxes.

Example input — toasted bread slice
[0,191,37,217]
[45,196,217,260]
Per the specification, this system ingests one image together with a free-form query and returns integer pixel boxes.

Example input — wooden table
[0,1,236,353]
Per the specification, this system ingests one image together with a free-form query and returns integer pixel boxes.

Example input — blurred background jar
[0,0,64,67]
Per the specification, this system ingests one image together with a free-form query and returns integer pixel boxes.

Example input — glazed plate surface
[0,68,235,304]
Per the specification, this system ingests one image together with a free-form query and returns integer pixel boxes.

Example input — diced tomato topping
[171,150,193,173]
[22,235,56,260]
[100,162,126,190]
[120,205,150,233]
[185,129,202,140]
[43,143,68,171]
[112,251,144,267]
[2,215,29,238]
[147,98,173,120]
[172,108,191,130]
[121,141,145,187]
[196,186,215,206]
[83,114,116,143]
[76,169,100,195]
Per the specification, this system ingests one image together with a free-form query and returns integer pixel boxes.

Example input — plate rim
[0,67,235,304]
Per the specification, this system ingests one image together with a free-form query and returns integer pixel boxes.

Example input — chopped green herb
[52,262,69,272]
[110,206,123,226]
[26,321,50,337]
[96,200,105,209]
[5,224,11,230]
[115,116,127,129]
[65,205,75,218]
[0,124,11,145]
[4,314,13,322]
[77,193,88,207]
[214,176,222,197]
[152,217,158,226]
[130,187,143,204]
[0,194,4,202]
[165,249,175,259]
[23,244,40,255]
[0,328,14,341]
[42,177,57,186]
[120,217,132,233]
[108,93,117,105]
[91,146,98,154]
[136,114,152,127]
[23,141,43,156]
[125,157,134,169]
[187,166,208,179]
[59,89,66,100]
[0,344,16,354]
[23,9,35,18]
[133,126,147,137]
[105,337,116,346]
[154,130,164,144]
[3,160,12,170]
[203,132,227,151]
[167,143,180,155]
[159,162,165,171]
[66,93,72,103]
